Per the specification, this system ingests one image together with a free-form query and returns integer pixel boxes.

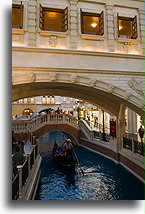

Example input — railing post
[132,138,134,155]
[27,153,31,176]
[30,132,33,144]
[33,145,36,160]
[63,114,65,122]
[17,165,23,199]
[32,136,36,145]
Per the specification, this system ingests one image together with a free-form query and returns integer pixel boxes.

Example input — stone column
[69,0,78,49]
[138,9,144,55]
[28,0,37,47]
[117,104,126,152]
[117,119,126,152]
[127,109,137,135]
[106,5,115,52]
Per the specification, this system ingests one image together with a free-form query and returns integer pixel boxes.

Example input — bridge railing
[122,137,144,156]
[80,120,111,141]
[12,114,78,133]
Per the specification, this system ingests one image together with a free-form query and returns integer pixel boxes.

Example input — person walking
[138,125,144,143]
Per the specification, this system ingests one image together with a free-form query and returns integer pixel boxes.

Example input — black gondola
[52,143,76,168]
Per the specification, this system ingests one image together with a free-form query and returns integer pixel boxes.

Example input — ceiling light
[91,23,97,28]
[119,26,122,30]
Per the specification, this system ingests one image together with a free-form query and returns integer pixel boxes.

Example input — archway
[12,81,143,117]
[38,130,78,153]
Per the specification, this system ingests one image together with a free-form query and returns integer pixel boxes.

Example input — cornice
[12,67,144,76]
[12,46,144,60]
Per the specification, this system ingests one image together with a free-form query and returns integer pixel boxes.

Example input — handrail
[122,137,144,156]
[12,139,39,200]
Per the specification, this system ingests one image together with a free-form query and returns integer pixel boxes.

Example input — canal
[35,132,143,200]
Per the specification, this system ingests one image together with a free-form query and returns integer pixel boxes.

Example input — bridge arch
[32,123,80,145]
[12,72,143,117]
[38,130,79,146]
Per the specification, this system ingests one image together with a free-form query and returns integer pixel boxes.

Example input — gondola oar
[73,150,84,176]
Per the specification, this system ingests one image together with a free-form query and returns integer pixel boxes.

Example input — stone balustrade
[12,114,78,133]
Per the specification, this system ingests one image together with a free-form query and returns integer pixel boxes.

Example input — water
[35,146,143,200]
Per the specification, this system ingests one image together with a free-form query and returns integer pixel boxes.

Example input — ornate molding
[71,74,77,83]
[128,77,143,97]
[12,72,143,111]
[107,85,115,93]
[50,73,57,82]
[49,35,57,47]
[89,79,96,87]
[28,73,36,82]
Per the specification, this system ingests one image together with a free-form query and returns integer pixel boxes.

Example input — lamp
[119,26,122,30]
[91,23,97,28]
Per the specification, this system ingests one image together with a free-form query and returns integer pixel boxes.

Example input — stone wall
[79,138,144,180]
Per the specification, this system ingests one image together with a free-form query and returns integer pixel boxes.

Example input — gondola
[52,143,76,168]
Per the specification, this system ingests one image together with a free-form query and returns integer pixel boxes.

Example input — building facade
[12,0,144,146]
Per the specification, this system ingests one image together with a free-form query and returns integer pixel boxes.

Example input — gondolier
[52,140,75,168]
[63,139,73,158]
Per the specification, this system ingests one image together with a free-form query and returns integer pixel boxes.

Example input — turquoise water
[35,131,143,200]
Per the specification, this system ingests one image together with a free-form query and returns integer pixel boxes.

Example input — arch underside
[12,82,143,117]
[41,130,79,145]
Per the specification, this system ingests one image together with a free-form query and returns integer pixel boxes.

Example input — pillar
[127,109,137,134]
[117,104,126,152]
[28,0,37,47]
[69,0,78,49]
[106,5,115,52]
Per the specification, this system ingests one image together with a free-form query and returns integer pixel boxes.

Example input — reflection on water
[35,144,143,200]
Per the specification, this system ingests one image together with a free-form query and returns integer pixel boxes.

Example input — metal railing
[12,139,38,200]
[123,137,144,156]
[12,174,19,200]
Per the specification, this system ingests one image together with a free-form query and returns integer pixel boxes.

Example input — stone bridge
[12,47,143,117]
[12,114,81,144]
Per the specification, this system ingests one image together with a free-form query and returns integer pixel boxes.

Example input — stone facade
[12,0,144,154]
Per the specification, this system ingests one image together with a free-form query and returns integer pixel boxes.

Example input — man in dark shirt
[12,146,25,176]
